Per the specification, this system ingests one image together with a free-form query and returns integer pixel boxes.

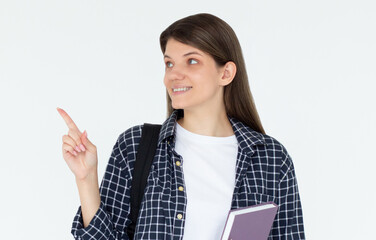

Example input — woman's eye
[188,59,198,64]
[166,62,173,68]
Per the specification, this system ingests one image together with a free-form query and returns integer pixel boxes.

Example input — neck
[177,106,234,137]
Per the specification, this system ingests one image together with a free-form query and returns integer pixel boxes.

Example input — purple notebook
[220,202,278,240]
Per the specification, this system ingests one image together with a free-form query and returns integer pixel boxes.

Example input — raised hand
[57,107,98,180]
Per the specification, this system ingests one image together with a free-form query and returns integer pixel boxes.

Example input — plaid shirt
[71,109,305,239]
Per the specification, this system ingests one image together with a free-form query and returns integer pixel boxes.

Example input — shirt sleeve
[71,133,132,240]
[270,148,306,240]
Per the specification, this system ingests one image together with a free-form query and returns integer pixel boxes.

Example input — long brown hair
[160,13,265,134]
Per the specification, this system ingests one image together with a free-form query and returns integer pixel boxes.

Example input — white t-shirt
[175,122,238,240]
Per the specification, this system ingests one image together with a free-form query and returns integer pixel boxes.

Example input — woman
[58,13,305,239]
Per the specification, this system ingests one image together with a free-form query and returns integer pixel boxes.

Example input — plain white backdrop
[1,0,375,239]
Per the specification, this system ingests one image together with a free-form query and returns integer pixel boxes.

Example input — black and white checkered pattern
[71,109,305,239]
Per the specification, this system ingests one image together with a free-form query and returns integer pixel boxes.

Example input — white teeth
[173,87,192,92]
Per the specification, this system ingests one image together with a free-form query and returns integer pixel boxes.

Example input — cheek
[163,74,168,87]
[163,75,173,97]
[194,70,218,89]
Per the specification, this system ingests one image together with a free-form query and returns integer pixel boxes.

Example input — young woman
[58,13,305,239]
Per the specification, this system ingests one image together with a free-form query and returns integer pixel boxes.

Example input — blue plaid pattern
[71,109,305,239]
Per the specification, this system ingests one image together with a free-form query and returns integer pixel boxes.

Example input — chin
[172,101,191,110]
[172,103,184,109]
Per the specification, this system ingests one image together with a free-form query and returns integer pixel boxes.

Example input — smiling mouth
[172,87,192,92]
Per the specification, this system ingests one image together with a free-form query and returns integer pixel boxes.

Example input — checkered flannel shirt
[71,109,305,239]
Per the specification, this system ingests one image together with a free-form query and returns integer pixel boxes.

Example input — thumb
[81,130,94,150]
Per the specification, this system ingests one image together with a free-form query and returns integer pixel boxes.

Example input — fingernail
[73,150,78,156]
[75,146,81,152]
[80,144,86,151]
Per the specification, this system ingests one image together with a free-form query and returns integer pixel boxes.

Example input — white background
[1,0,375,239]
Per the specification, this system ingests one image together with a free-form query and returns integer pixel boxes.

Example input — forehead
[164,38,206,57]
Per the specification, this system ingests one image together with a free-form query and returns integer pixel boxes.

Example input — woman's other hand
[57,107,98,181]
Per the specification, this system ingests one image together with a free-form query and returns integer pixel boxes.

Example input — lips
[171,86,192,96]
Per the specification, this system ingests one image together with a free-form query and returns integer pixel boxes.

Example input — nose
[167,65,185,81]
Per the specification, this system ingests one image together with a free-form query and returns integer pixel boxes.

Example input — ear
[219,61,237,86]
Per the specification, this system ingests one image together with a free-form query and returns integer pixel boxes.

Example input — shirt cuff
[71,201,111,239]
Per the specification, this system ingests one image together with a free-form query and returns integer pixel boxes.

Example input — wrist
[75,170,100,203]
[75,169,98,184]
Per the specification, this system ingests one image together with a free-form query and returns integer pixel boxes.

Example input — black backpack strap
[127,123,162,240]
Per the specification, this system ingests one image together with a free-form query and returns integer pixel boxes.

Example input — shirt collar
[158,109,267,152]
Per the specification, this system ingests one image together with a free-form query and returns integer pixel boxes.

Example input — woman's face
[163,38,225,112]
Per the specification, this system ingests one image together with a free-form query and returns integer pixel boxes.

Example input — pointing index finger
[57,107,81,132]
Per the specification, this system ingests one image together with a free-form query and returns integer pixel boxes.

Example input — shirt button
[176,161,181,166]
[178,186,184,191]
[177,214,183,219]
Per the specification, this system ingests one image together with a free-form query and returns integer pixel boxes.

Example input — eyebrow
[164,51,203,59]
